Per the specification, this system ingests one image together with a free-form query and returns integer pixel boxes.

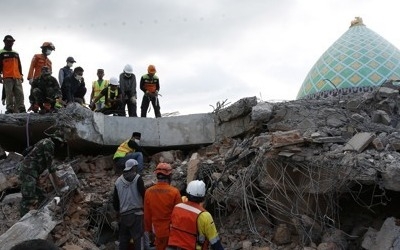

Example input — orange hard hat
[147,65,156,74]
[41,42,55,50]
[154,163,172,176]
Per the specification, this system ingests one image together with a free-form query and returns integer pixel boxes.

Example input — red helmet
[154,163,172,176]
[41,42,55,50]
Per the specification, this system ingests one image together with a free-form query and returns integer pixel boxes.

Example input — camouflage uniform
[17,138,56,216]
[30,74,62,109]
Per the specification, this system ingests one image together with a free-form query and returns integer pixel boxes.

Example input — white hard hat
[109,77,119,86]
[186,180,206,197]
[123,64,134,74]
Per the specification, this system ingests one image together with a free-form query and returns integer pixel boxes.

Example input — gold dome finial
[350,17,364,27]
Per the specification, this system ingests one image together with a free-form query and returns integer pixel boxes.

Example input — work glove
[55,98,63,109]
[130,96,137,104]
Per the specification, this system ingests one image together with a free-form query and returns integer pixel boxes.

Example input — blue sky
[2,0,400,116]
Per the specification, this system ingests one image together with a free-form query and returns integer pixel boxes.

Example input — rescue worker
[140,65,161,118]
[61,66,86,104]
[113,159,145,250]
[30,66,63,114]
[0,35,26,114]
[58,56,76,87]
[27,42,55,83]
[89,76,123,116]
[90,69,109,111]
[17,134,65,217]
[144,163,181,250]
[168,180,224,250]
[119,64,138,117]
[27,42,55,110]
[113,132,144,174]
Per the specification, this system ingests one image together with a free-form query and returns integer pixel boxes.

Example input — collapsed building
[0,17,400,250]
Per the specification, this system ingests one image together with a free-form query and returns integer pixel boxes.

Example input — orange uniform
[28,54,52,80]
[144,181,181,250]
[0,49,23,79]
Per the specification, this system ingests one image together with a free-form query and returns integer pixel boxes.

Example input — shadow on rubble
[338,185,400,249]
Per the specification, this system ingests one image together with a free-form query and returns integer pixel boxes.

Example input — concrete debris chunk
[343,132,375,152]
[271,130,304,148]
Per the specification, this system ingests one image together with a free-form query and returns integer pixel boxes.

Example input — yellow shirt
[197,211,220,249]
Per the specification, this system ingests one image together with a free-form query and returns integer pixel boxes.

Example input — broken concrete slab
[0,97,260,153]
[343,132,375,152]
[215,96,257,123]
[0,199,59,250]
[186,153,200,184]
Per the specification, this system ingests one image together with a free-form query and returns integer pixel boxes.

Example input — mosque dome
[297,17,400,100]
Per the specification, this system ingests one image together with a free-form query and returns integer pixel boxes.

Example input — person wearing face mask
[27,42,55,84]
[113,132,145,174]
[30,66,63,114]
[58,56,76,87]
[61,66,87,105]
[27,42,55,111]
[89,76,123,116]
[119,64,138,117]
[90,69,109,111]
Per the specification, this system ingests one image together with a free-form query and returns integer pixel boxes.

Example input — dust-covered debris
[1,88,400,249]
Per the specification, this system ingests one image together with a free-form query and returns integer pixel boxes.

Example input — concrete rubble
[0,85,400,249]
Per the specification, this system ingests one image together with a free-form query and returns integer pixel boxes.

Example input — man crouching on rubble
[113,159,145,250]
[17,134,65,217]
[113,131,145,174]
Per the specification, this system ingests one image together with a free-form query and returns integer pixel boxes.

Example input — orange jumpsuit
[144,181,181,250]
[28,54,52,80]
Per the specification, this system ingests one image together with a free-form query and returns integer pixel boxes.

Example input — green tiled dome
[297,17,400,99]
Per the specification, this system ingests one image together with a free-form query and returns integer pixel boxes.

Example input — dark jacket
[62,75,87,103]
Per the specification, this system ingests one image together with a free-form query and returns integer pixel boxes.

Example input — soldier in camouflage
[17,136,64,217]
[29,66,63,113]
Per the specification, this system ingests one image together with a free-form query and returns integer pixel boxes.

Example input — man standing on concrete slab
[58,56,76,87]
[113,132,144,174]
[140,65,161,118]
[113,159,145,250]
[119,64,138,117]
[0,35,26,114]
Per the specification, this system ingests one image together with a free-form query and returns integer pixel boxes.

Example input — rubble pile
[1,84,400,249]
